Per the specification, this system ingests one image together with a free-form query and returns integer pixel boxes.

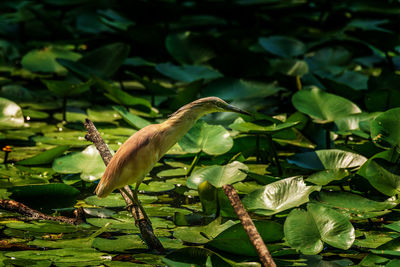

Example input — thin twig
[84,118,164,252]
[0,199,84,225]
[222,184,276,267]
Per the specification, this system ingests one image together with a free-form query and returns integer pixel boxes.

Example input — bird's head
[190,97,251,116]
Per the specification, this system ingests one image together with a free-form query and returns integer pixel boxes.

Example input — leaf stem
[187,152,201,176]
[266,134,282,176]
[62,97,67,122]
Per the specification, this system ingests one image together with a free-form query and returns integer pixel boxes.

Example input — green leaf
[87,106,121,122]
[17,146,70,166]
[242,176,321,216]
[4,248,109,264]
[166,32,215,65]
[112,105,151,129]
[21,47,81,74]
[93,234,147,252]
[9,183,79,198]
[202,78,284,101]
[0,97,24,128]
[312,191,397,213]
[207,221,283,256]
[85,193,157,208]
[370,108,400,148]
[139,181,175,192]
[259,36,306,58]
[361,158,400,196]
[306,169,350,186]
[78,42,130,78]
[52,145,106,181]
[42,79,93,97]
[155,63,222,83]
[96,78,151,109]
[174,217,236,244]
[187,161,248,189]
[284,203,355,254]
[179,120,233,155]
[288,149,367,170]
[270,59,309,76]
[292,87,361,123]
[229,117,300,134]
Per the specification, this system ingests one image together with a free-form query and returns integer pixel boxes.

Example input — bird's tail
[95,176,114,198]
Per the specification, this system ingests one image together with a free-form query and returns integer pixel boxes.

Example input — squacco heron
[95,97,249,217]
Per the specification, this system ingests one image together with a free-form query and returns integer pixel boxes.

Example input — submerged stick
[0,199,84,225]
[222,184,276,267]
[84,118,164,252]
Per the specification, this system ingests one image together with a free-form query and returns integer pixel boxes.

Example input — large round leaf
[166,31,215,65]
[283,208,323,255]
[292,87,361,123]
[0,97,24,128]
[259,36,306,58]
[179,120,233,155]
[42,79,93,97]
[21,47,81,74]
[311,191,397,212]
[284,203,355,254]
[52,145,106,181]
[370,108,400,148]
[287,149,367,170]
[229,117,300,134]
[17,145,70,166]
[242,176,321,215]
[174,218,236,244]
[202,78,284,101]
[362,158,400,196]
[77,42,130,78]
[155,63,222,83]
[207,221,283,256]
[187,161,248,189]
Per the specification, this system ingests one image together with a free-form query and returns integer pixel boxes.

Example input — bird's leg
[133,184,151,224]
[120,186,151,225]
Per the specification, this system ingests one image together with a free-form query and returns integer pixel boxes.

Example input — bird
[95,97,250,218]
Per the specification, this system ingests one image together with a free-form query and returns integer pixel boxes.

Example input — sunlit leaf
[242,176,321,215]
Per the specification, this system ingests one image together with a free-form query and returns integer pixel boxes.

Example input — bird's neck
[158,107,208,154]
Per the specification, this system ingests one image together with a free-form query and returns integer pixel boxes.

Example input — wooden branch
[0,199,84,225]
[84,118,164,253]
[222,184,276,267]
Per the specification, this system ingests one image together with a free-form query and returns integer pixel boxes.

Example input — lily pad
[370,108,400,148]
[311,191,397,213]
[202,78,283,101]
[287,149,367,170]
[229,117,299,134]
[284,203,355,254]
[361,158,400,196]
[93,234,147,252]
[292,87,361,123]
[259,35,306,58]
[85,193,157,208]
[21,46,81,74]
[242,176,321,216]
[52,145,106,181]
[173,217,236,244]
[112,105,151,129]
[166,31,215,65]
[187,161,248,189]
[156,63,222,83]
[207,221,283,256]
[139,181,175,192]
[4,248,109,264]
[306,169,350,186]
[42,79,93,97]
[179,120,233,155]
[0,97,24,128]
[17,145,70,166]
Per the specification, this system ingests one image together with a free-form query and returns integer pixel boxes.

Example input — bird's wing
[95,124,160,198]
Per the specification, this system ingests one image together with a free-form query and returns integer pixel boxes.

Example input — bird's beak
[225,104,251,116]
